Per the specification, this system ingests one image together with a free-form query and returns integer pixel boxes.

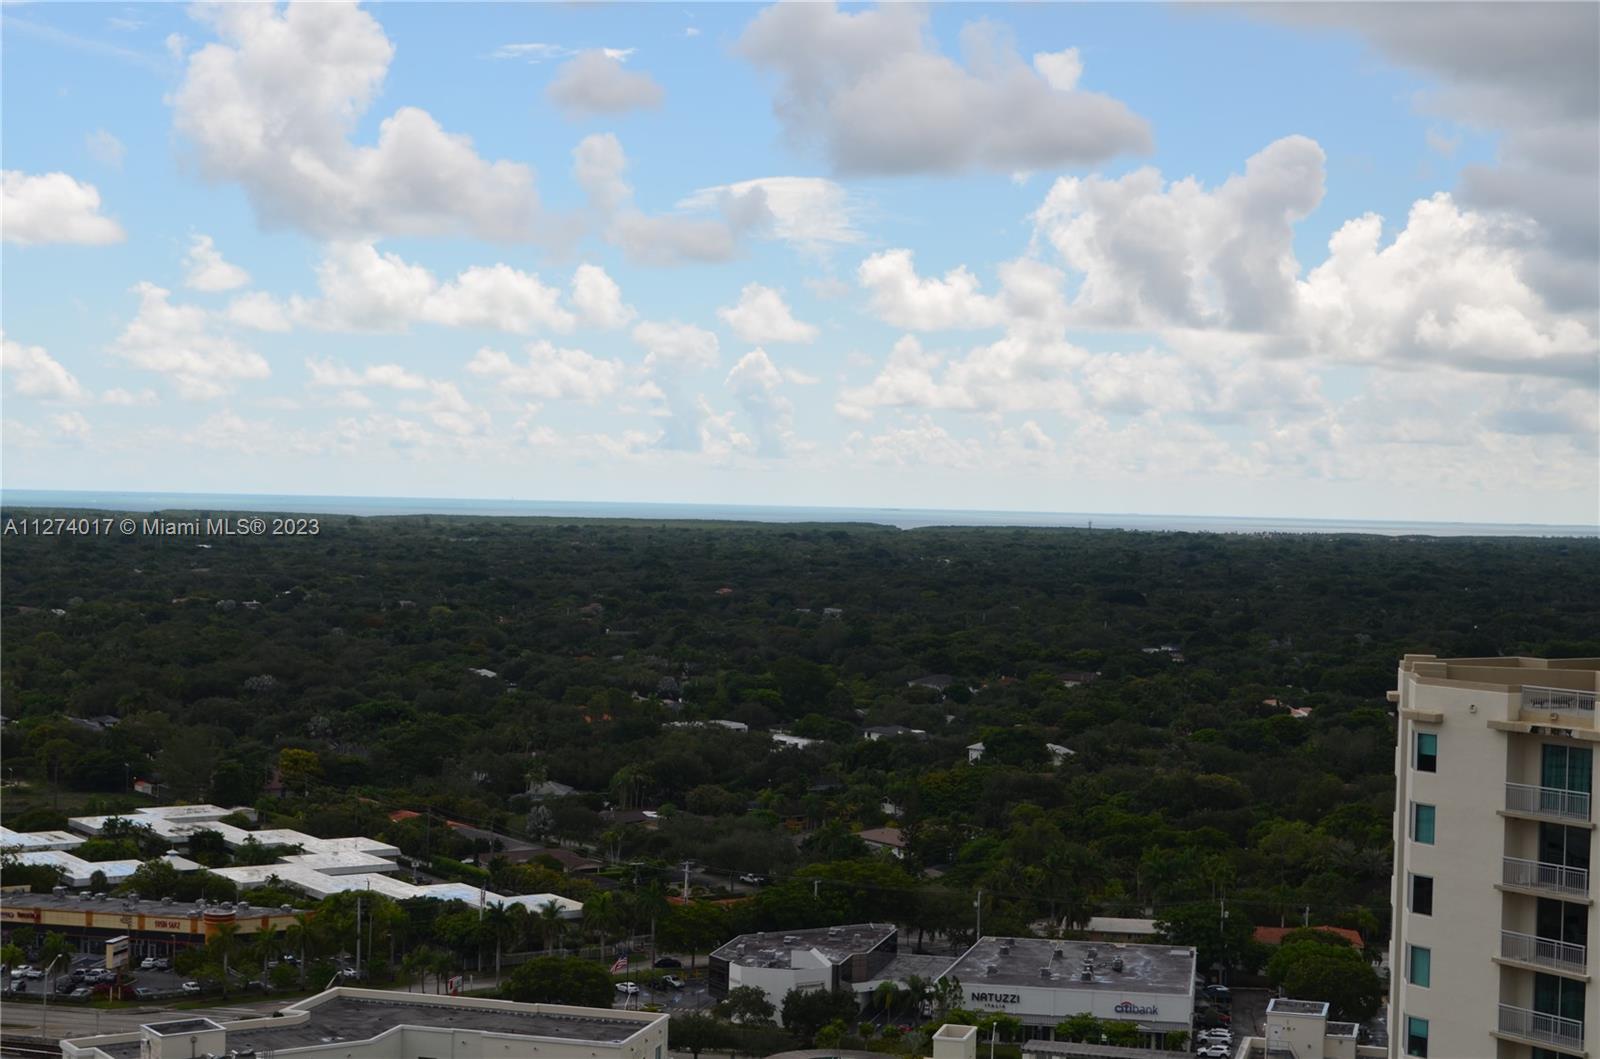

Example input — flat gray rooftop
[7,891,287,919]
[1268,998,1329,1016]
[144,1018,220,1036]
[91,998,651,1058]
[712,923,895,969]
[946,937,1194,994]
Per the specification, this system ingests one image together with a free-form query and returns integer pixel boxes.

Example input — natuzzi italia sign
[964,984,1172,1021]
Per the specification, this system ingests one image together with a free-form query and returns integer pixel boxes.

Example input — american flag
[610,956,628,973]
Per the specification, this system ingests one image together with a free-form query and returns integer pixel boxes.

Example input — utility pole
[682,861,692,901]
[812,878,820,899]
[975,888,983,941]
[1218,897,1229,986]
[368,880,377,975]
[1302,905,1310,927]
[39,954,63,1035]
[355,895,363,981]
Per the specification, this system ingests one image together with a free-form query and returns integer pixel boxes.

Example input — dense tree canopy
[501,956,615,1008]
[2,512,1596,991]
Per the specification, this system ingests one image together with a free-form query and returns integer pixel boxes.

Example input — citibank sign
[1114,1001,1158,1016]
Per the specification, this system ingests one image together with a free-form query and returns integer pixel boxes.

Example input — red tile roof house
[855,826,907,859]
[1253,925,1364,949]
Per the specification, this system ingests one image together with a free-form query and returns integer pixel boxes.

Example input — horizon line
[2,487,1596,535]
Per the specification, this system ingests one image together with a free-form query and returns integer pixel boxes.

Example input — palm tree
[482,903,515,982]
[430,948,456,994]
[585,891,618,957]
[535,901,567,955]
[284,912,315,988]
[874,981,901,1021]
[401,945,435,994]
[252,931,285,988]
[209,923,241,996]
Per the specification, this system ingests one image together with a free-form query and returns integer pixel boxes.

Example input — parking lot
[3,952,210,1004]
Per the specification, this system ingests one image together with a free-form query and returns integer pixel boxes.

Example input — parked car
[12,980,26,993]
[1203,984,1232,1004]
[1199,1030,1233,1045]
[338,968,360,979]
[614,981,640,995]
[661,975,685,989]
[20,967,44,979]
[738,873,768,885]
[1196,1046,1230,1059]
[182,981,202,994]
[69,987,93,1000]
[153,958,170,971]
[55,979,76,995]
[652,957,681,969]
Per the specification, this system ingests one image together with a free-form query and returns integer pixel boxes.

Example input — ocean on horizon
[3,489,1595,538]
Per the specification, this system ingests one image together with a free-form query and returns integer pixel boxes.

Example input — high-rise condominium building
[1391,654,1600,1059]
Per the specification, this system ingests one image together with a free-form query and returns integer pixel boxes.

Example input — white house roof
[0,827,85,851]
[280,851,401,876]
[300,836,402,858]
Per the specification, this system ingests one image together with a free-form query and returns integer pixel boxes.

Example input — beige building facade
[1390,655,1600,1059]
[59,988,670,1059]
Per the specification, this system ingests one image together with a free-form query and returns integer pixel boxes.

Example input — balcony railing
[1524,685,1599,717]
[1504,856,1591,897]
[1506,782,1592,821]
[1501,929,1588,974]
[1498,1003,1585,1051]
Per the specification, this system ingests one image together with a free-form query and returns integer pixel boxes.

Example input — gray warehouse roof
[945,937,1194,994]
[84,997,658,1059]
[712,922,896,969]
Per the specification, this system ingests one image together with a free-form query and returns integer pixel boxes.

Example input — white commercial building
[0,827,85,851]
[709,923,899,1022]
[1230,998,1383,1059]
[59,987,669,1059]
[55,805,568,916]
[1390,654,1600,1059]
[943,936,1196,1049]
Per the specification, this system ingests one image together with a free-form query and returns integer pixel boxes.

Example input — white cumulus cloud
[1,333,88,402]
[2,170,125,246]
[737,3,1151,175]
[110,282,270,399]
[717,284,818,344]
[633,321,721,371]
[183,234,251,292]
[172,3,539,241]
[547,50,664,116]
[467,342,624,402]
[571,263,635,329]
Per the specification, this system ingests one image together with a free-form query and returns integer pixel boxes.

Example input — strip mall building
[0,890,298,962]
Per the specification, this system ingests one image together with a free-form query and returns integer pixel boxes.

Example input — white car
[661,975,685,989]
[1200,1030,1233,1042]
[140,957,157,970]
[1196,1046,1230,1059]
[614,981,640,995]
[181,981,202,994]
[21,968,44,980]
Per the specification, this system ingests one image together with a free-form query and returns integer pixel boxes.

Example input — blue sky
[3,2,1595,523]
